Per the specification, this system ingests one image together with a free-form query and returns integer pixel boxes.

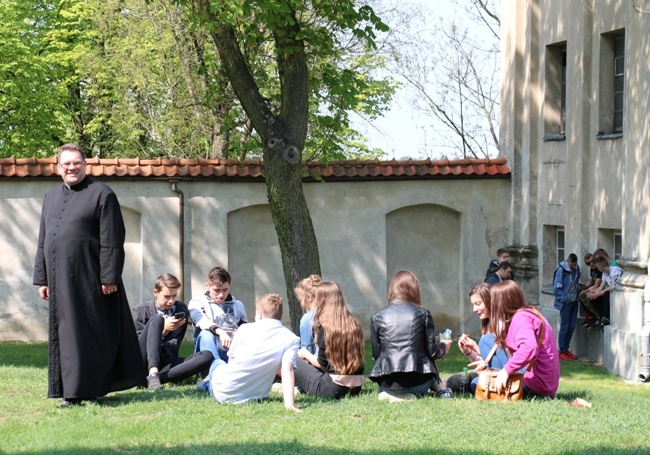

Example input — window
[542,225,565,288]
[597,228,622,261]
[556,227,565,265]
[613,230,622,260]
[598,30,625,136]
[560,46,566,134]
[613,36,625,131]
[544,43,567,139]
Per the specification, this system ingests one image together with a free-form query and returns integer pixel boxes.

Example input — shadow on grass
[7,443,650,455]
[0,342,48,368]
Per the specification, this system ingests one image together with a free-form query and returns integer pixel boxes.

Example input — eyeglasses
[58,161,84,168]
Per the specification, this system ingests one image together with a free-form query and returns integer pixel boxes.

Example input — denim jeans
[299,309,316,354]
[558,301,578,353]
[196,357,226,397]
[195,330,229,377]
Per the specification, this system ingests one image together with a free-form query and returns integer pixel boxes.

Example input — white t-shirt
[211,318,299,404]
[602,266,623,289]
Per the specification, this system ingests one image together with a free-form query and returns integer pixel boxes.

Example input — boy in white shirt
[197,293,300,412]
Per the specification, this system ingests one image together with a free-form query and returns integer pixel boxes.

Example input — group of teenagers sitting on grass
[134,266,559,411]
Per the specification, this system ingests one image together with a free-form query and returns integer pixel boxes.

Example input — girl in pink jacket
[488,281,560,398]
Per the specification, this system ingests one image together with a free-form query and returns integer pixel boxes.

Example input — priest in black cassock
[33,143,144,405]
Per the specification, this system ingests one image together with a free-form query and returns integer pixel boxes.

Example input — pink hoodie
[504,310,560,398]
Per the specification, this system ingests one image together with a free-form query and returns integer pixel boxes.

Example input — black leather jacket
[369,299,445,379]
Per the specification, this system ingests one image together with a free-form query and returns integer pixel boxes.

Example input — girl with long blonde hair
[294,274,323,354]
[294,281,365,398]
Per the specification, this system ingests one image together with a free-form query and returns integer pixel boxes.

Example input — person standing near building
[33,143,143,405]
[554,253,581,361]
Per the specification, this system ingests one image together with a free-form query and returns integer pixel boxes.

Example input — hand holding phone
[174,312,185,320]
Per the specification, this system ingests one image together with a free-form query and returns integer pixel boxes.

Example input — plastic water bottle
[460,367,469,394]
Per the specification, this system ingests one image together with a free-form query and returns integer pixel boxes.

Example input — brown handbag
[474,307,545,402]
[475,364,525,401]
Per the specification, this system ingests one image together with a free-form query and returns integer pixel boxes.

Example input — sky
[353,0,499,160]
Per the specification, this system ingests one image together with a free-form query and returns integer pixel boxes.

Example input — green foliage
[2,341,650,454]
[1,0,395,160]
[0,0,71,157]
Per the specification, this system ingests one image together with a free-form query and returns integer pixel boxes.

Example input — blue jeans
[558,302,578,353]
[196,358,226,397]
[299,309,316,354]
[195,330,229,377]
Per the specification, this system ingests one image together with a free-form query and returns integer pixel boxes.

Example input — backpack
[552,265,569,286]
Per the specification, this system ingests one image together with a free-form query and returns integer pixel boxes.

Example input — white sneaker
[270,383,301,395]
[378,391,415,403]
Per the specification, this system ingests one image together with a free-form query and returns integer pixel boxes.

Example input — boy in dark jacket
[132,273,213,390]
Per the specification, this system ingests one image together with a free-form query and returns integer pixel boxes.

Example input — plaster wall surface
[0,177,510,341]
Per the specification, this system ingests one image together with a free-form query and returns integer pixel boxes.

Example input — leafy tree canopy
[0,0,396,160]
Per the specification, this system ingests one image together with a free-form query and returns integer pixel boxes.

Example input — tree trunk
[195,0,321,332]
[263,141,320,333]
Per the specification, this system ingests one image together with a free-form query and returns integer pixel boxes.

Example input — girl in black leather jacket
[369,270,453,401]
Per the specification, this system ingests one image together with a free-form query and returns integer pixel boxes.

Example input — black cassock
[33,177,144,399]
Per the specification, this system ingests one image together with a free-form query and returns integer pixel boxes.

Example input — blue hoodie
[553,260,581,310]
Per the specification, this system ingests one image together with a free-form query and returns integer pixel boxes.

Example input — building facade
[501,0,650,380]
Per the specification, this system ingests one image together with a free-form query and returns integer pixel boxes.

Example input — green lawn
[1,341,649,454]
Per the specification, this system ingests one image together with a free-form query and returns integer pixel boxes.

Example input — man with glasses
[33,143,143,405]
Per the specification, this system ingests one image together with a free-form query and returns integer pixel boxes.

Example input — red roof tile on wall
[0,156,510,181]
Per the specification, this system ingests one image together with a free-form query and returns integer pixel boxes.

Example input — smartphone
[174,312,185,320]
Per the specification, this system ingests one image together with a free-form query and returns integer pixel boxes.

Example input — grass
[1,341,650,454]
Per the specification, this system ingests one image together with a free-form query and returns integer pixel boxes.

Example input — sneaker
[378,391,416,403]
[436,388,455,399]
[196,378,210,393]
[587,318,601,329]
[565,351,578,360]
[59,398,82,406]
[559,352,574,361]
[601,317,610,327]
[147,373,163,391]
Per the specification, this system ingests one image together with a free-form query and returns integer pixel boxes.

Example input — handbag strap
[519,306,545,371]
[483,341,500,365]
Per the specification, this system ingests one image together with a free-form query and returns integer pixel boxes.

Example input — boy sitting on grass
[189,266,248,375]
[196,293,300,412]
